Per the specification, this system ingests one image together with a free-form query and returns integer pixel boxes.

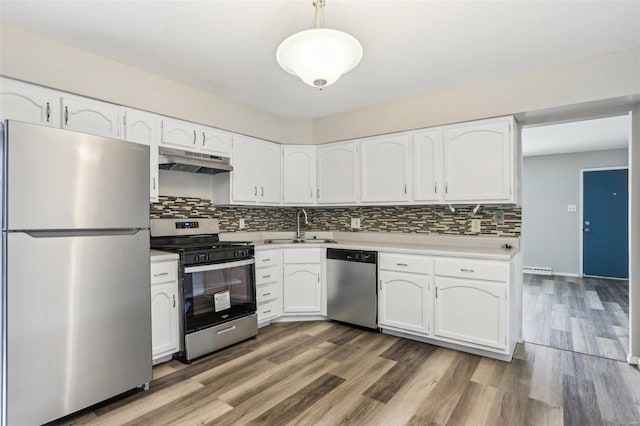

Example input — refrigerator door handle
[21,229,146,238]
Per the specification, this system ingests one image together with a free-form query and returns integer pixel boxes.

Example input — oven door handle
[184,258,255,273]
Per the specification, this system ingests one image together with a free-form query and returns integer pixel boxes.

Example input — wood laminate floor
[523,274,630,361]
[55,321,640,426]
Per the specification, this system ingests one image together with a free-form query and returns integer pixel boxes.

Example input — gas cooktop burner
[150,218,255,266]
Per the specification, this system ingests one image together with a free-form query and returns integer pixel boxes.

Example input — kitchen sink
[263,238,337,244]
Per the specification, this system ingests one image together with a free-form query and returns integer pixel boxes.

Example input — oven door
[183,259,256,332]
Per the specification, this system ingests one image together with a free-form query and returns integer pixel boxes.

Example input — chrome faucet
[296,208,308,240]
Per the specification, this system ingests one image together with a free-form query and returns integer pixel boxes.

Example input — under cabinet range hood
[158,147,233,174]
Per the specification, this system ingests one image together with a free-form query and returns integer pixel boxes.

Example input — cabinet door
[283,264,321,313]
[61,96,122,138]
[434,276,506,350]
[282,146,316,205]
[151,282,179,359]
[200,126,231,156]
[443,118,513,202]
[360,134,410,202]
[258,141,282,204]
[412,129,443,203]
[379,271,429,334]
[0,78,59,127]
[160,117,198,149]
[231,135,259,203]
[124,109,160,202]
[317,140,359,204]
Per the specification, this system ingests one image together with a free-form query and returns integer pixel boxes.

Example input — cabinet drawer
[283,248,322,264]
[257,300,279,322]
[435,258,508,282]
[256,265,281,286]
[151,260,177,285]
[257,283,279,303]
[379,253,431,274]
[255,249,283,268]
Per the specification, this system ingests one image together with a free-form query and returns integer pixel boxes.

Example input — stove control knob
[193,255,200,263]
[204,254,210,262]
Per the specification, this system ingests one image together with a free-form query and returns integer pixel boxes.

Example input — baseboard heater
[523,266,553,275]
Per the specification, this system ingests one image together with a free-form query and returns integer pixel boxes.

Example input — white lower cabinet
[378,252,516,361]
[255,249,283,326]
[379,270,430,334]
[283,248,324,315]
[433,277,507,350]
[151,258,179,363]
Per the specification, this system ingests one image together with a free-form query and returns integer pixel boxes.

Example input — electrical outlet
[567,204,577,212]
[494,210,505,224]
[239,218,246,229]
[471,219,481,233]
[351,218,361,229]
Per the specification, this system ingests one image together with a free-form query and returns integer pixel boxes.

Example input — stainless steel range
[150,218,257,362]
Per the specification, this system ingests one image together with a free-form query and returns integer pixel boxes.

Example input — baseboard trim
[627,354,639,365]
[553,272,581,277]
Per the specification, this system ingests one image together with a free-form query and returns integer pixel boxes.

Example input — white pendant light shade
[277,28,363,88]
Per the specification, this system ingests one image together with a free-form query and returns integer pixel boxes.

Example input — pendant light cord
[312,0,327,29]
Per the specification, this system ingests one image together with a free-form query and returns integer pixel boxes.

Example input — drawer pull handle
[172,295,176,308]
[262,258,271,262]
[217,325,236,335]
[262,275,271,279]
[460,268,475,273]
[263,309,272,314]
[263,292,272,296]
[154,272,169,277]
[396,263,408,267]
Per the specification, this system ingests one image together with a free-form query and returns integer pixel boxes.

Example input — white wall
[0,24,314,145]
[522,149,629,275]
[314,48,640,143]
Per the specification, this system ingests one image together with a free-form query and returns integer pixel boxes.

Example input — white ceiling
[1,1,639,119]
[522,115,630,157]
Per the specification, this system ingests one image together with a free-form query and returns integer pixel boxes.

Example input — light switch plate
[239,218,246,229]
[471,219,481,233]
[567,205,577,212]
[351,218,361,229]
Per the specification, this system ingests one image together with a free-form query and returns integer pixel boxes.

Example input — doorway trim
[579,165,629,278]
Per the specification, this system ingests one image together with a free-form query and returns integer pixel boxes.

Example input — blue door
[583,168,628,278]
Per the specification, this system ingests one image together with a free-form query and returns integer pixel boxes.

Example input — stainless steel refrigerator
[0,121,152,425]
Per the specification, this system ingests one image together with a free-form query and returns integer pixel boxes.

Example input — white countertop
[223,231,519,261]
[150,249,179,261]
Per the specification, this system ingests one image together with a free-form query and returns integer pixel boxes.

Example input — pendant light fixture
[276,0,363,89]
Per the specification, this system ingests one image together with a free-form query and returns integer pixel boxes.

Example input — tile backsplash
[150,196,521,237]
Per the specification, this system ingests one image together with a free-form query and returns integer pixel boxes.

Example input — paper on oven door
[214,290,231,311]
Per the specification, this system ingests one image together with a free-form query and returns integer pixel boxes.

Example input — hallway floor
[523,274,629,361]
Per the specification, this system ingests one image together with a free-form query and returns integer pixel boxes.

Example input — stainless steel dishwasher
[326,248,378,329]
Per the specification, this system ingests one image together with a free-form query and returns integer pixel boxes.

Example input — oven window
[183,262,256,332]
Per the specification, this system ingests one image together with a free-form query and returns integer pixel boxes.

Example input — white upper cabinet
[412,129,443,203]
[229,135,281,205]
[231,135,259,203]
[199,125,231,156]
[282,146,316,205]
[61,96,122,139]
[360,134,411,203]
[123,108,160,202]
[0,78,59,127]
[160,117,198,149]
[443,117,514,203]
[317,140,359,204]
[258,141,282,204]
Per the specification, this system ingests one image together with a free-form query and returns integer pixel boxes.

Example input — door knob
[584,228,591,233]
[584,221,590,226]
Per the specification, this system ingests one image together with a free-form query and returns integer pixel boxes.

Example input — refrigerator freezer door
[5,121,149,230]
[5,230,152,425]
